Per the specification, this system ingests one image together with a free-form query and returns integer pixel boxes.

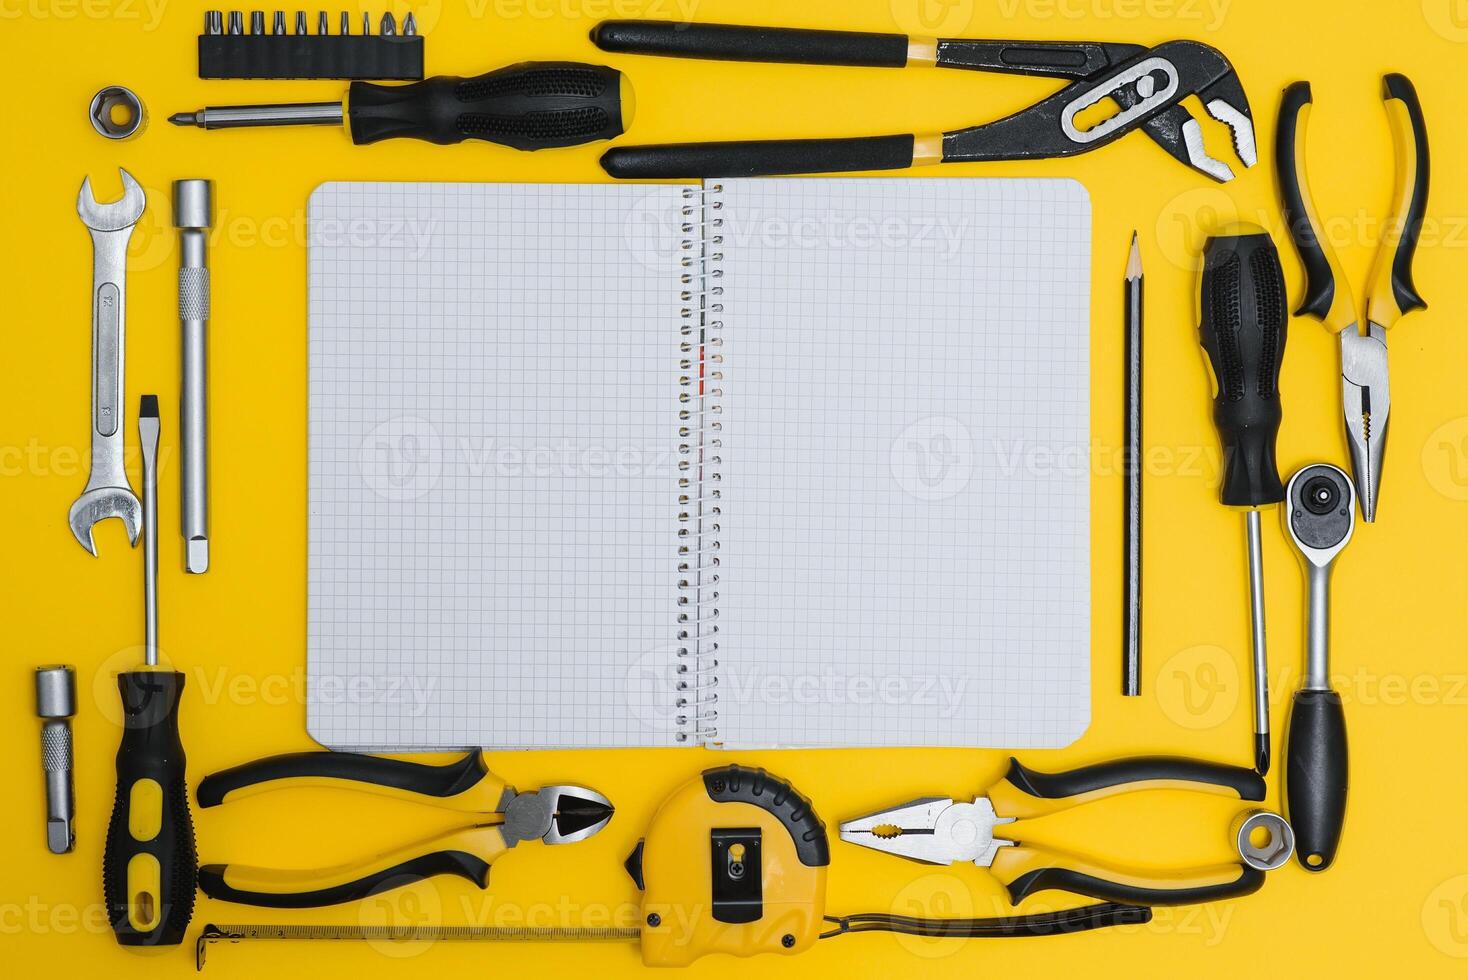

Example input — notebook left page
[307,181,690,749]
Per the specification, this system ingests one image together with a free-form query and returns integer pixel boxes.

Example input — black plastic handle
[1007,862,1265,907]
[199,750,489,806]
[1370,73,1430,326]
[1276,81,1340,324]
[592,20,909,67]
[103,670,197,946]
[1286,690,1348,872]
[347,62,625,150]
[602,135,916,179]
[1198,232,1288,508]
[1004,755,1267,802]
[198,851,491,909]
[703,765,829,867]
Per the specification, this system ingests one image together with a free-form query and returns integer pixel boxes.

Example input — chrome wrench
[70,170,146,555]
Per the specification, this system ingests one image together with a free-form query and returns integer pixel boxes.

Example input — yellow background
[5,0,1468,974]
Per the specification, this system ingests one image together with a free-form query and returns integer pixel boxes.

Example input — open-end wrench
[70,170,146,555]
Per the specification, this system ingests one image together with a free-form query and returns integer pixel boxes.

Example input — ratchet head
[1340,327,1390,523]
[68,487,141,555]
[76,169,146,231]
[500,785,614,846]
[1284,464,1356,567]
[839,796,1014,866]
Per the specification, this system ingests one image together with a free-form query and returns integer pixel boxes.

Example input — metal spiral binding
[674,184,724,744]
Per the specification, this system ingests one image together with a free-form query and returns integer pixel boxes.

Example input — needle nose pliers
[196,750,613,908]
[1276,74,1431,524]
[592,20,1256,182]
[840,756,1268,907]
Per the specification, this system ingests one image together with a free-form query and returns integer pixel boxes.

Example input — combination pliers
[592,20,1256,181]
[841,756,1269,907]
[1276,74,1430,523]
[195,750,613,908]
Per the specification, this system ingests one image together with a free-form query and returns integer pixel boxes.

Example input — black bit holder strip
[199,34,424,80]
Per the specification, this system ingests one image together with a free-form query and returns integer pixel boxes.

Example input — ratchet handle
[1364,73,1429,330]
[1286,689,1347,872]
[103,670,196,945]
[592,20,909,67]
[199,750,499,809]
[997,846,1266,907]
[1198,231,1288,508]
[602,135,917,179]
[989,755,1266,821]
[346,62,626,150]
[1276,81,1356,333]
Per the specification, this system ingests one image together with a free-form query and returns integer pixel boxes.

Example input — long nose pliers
[195,750,613,908]
[592,20,1256,182]
[1276,74,1431,523]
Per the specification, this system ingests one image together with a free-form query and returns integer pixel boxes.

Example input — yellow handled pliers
[196,751,613,908]
[1276,74,1430,523]
[840,756,1270,907]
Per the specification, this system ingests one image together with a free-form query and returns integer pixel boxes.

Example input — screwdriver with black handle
[1197,229,1289,776]
[103,395,197,946]
[169,61,628,150]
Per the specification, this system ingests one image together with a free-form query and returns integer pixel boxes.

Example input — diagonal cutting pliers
[840,756,1268,907]
[592,21,1256,181]
[195,751,613,908]
[1276,74,1430,523]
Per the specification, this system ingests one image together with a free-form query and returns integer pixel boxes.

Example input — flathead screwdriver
[1198,228,1289,776]
[169,61,630,151]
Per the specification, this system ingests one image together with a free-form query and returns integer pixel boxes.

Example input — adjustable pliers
[593,21,1256,181]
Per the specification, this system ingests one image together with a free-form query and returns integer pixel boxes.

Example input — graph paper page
[307,182,690,749]
[714,178,1093,749]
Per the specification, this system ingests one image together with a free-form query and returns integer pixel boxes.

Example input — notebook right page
[715,177,1092,749]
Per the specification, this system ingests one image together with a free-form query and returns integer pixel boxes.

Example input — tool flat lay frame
[7,2,1467,978]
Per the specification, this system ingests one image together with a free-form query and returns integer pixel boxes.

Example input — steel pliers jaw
[194,750,613,908]
[839,796,1015,866]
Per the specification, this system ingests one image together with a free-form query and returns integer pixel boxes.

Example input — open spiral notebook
[306,177,1092,751]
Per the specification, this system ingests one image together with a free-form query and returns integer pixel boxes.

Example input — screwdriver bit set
[198,9,423,80]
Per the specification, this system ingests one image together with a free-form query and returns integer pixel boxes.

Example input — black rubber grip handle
[198,851,491,909]
[199,750,488,807]
[103,671,197,946]
[592,20,908,67]
[703,765,829,867]
[1286,690,1348,872]
[602,135,916,178]
[1007,863,1265,907]
[347,62,625,150]
[1004,756,1267,802]
[1198,232,1288,507]
[1276,82,1337,321]
[1379,72,1430,318]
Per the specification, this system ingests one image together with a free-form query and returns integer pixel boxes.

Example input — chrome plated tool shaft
[174,180,213,573]
[34,666,77,854]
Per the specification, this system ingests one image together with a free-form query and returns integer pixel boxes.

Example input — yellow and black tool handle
[103,670,197,946]
[198,823,507,908]
[988,755,1266,821]
[1276,75,1429,333]
[993,843,1264,907]
[198,749,504,811]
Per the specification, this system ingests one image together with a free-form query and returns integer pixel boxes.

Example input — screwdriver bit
[35,665,77,855]
[318,10,328,33]
[340,9,349,33]
[296,10,306,33]
[361,11,369,33]
[250,10,263,33]
[206,10,223,33]
[380,11,395,34]
[272,9,284,33]
[403,11,416,34]
[228,10,243,32]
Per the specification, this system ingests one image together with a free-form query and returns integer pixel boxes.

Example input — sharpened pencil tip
[1125,232,1143,280]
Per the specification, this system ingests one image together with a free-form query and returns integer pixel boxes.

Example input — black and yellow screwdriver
[102,395,197,946]
[168,61,628,150]
[1197,228,1289,776]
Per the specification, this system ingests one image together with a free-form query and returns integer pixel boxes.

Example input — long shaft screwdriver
[103,396,197,945]
[169,61,629,150]
[1197,229,1289,776]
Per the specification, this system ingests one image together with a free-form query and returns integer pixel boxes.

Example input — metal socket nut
[89,86,146,140]
[35,665,77,719]
[1234,810,1295,872]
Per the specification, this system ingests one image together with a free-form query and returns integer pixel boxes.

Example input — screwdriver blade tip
[168,112,197,127]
